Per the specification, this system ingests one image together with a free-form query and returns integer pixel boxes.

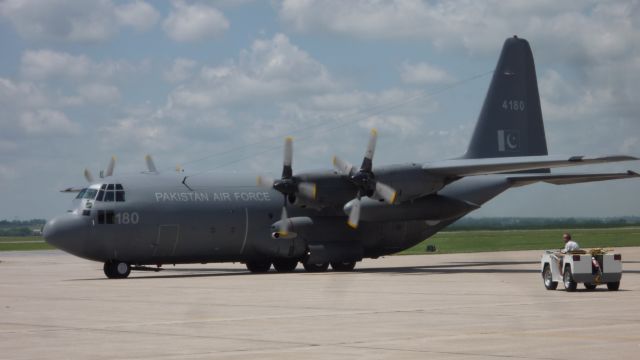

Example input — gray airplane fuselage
[45,170,509,266]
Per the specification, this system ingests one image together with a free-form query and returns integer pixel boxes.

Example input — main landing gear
[103,261,131,279]
[245,260,358,273]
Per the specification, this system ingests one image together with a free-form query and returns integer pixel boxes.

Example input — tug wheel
[607,281,620,291]
[542,265,558,290]
[584,283,597,290]
[563,266,577,292]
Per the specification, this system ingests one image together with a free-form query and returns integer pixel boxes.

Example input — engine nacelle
[270,216,314,239]
[344,194,479,222]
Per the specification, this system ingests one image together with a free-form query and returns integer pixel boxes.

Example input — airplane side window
[96,190,104,201]
[106,210,114,224]
[104,191,114,202]
[116,191,125,202]
[97,210,115,224]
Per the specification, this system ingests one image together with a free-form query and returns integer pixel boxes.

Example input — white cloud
[78,83,121,105]
[163,1,229,42]
[164,58,198,83]
[21,50,92,79]
[400,61,454,85]
[0,78,48,108]
[0,0,159,42]
[167,34,335,109]
[278,0,640,59]
[19,109,79,135]
[114,0,160,31]
[21,49,147,82]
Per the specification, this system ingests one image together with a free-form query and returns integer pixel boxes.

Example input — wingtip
[371,128,378,136]
[347,220,358,229]
[390,191,397,205]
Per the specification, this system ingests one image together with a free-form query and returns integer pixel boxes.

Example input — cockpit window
[83,189,98,199]
[75,188,98,200]
[96,184,125,202]
[75,188,87,199]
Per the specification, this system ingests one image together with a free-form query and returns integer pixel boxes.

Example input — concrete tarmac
[1,248,640,359]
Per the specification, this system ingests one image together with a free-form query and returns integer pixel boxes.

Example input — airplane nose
[43,214,88,255]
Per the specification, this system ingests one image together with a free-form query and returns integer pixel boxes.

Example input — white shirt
[562,240,580,253]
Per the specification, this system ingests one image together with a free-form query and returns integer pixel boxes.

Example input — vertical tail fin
[464,36,548,160]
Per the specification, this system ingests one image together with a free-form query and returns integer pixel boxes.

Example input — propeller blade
[83,169,94,183]
[375,181,397,204]
[332,156,354,175]
[145,154,157,173]
[360,128,377,172]
[105,156,116,177]
[298,182,317,200]
[256,175,275,188]
[347,197,361,229]
[279,207,289,236]
[282,137,293,179]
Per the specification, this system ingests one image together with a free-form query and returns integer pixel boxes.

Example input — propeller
[257,137,317,237]
[333,129,397,229]
[83,156,116,183]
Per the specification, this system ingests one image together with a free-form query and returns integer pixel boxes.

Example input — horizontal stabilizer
[507,171,640,187]
[423,155,638,177]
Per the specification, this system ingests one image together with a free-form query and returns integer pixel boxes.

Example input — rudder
[464,36,548,160]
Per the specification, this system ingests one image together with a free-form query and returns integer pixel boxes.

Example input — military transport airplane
[43,36,639,278]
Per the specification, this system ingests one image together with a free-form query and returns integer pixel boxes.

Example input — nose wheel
[104,261,131,279]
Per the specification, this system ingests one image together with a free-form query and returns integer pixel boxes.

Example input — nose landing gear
[104,261,131,279]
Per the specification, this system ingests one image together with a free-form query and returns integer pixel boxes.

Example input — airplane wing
[507,171,640,187]
[422,155,638,177]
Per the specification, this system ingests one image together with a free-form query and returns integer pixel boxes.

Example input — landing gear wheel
[542,265,558,290]
[563,266,577,292]
[246,260,271,273]
[607,281,620,291]
[584,283,597,290]
[273,259,298,273]
[303,262,329,272]
[103,261,131,279]
[331,261,356,272]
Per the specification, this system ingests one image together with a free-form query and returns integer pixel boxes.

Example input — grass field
[400,227,640,255]
[0,236,53,251]
[1,227,640,253]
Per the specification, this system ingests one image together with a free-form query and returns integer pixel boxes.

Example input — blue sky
[1,0,639,219]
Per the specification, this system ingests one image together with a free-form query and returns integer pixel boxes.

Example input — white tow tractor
[540,249,622,292]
